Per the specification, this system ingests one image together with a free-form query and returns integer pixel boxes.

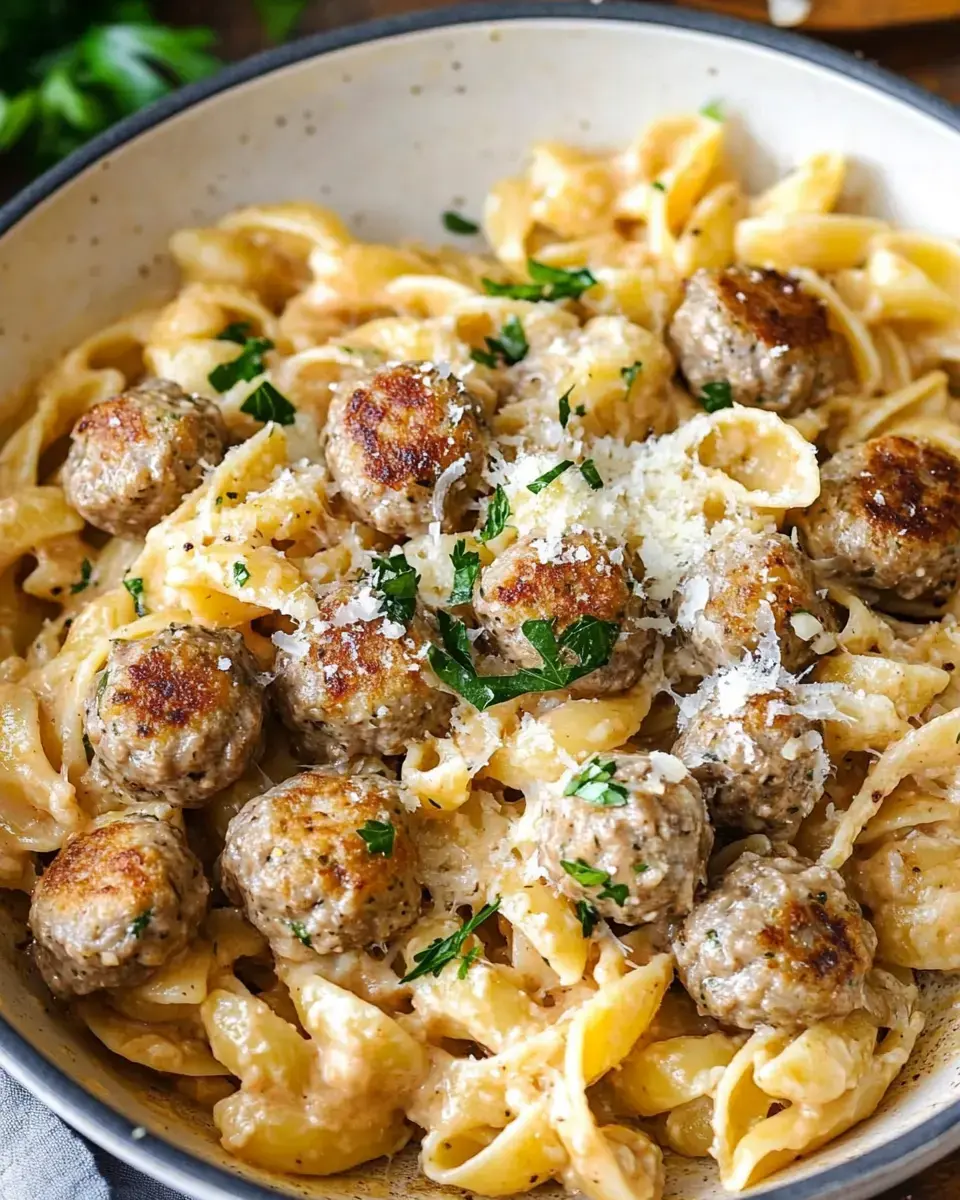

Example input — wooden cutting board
[684,0,960,29]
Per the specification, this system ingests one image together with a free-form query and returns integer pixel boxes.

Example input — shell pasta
[5,110,960,1199]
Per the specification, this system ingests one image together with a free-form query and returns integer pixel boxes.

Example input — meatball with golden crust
[220,769,421,958]
[324,361,489,538]
[63,379,227,537]
[537,752,712,925]
[669,267,851,415]
[673,689,828,840]
[475,532,651,698]
[795,435,960,605]
[674,852,876,1030]
[273,580,454,760]
[675,530,837,675]
[29,815,209,997]
[86,625,266,807]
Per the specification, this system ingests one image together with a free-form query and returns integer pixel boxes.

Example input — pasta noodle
[3,109,959,1200]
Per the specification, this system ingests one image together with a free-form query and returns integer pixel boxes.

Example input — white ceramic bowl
[1,5,959,1199]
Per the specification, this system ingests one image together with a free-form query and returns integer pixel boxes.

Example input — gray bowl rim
[0,4,958,1197]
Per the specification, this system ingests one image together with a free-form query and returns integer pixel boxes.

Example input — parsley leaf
[471,315,529,368]
[477,485,510,543]
[370,553,419,624]
[699,380,734,413]
[428,612,619,711]
[209,334,274,393]
[700,100,724,122]
[232,561,250,587]
[621,361,643,390]
[579,459,603,490]
[401,898,501,983]
[528,460,573,495]
[481,258,597,303]
[457,945,482,979]
[123,576,146,617]
[289,920,312,948]
[128,909,152,938]
[564,758,628,807]
[215,321,253,345]
[240,381,297,425]
[356,819,395,857]
[450,540,481,606]
[576,900,599,938]
[443,210,480,235]
[562,860,628,907]
[70,558,92,595]
[651,180,667,193]
[558,386,575,429]
[254,0,309,43]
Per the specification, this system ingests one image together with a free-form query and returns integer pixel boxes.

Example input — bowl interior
[1,10,960,1200]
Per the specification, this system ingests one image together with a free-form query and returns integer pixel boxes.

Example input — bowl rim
[1,4,959,1198]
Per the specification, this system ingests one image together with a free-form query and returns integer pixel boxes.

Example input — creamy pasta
[6,110,960,1198]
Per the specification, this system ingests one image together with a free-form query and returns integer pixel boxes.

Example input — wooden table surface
[7,1,960,1196]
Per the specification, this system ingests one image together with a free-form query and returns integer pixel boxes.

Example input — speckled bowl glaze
[0,5,959,1199]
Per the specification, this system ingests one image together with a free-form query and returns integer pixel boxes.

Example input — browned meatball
[674,530,837,674]
[795,435,960,605]
[669,267,851,414]
[63,379,227,537]
[537,753,712,925]
[324,361,489,537]
[475,532,651,698]
[220,769,421,958]
[674,852,876,1030]
[273,580,454,760]
[86,625,266,807]
[29,815,209,997]
[673,689,828,840]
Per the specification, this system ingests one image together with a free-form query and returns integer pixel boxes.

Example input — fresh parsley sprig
[70,558,92,595]
[576,900,599,938]
[208,332,274,393]
[370,553,419,625]
[240,381,297,425]
[471,315,528,368]
[621,361,643,390]
[442,210,480,235]
[123,576,146,617]
[561,859,628,906]
[482,259,597,304]
[401,899,501,983]
[477,485,510,543]
[528,460,573,495]
[449,540,481,606]
[698,381,734,413]
[428,611,619,711]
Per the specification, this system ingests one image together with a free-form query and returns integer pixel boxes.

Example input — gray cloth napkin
[0,1068,188,1200]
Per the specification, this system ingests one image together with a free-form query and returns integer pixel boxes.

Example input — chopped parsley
[477,485,510,543]
[240,380,297,425]
[528,460,573,495]
[289,920,312,948]
[481,258,597,303]
[471,315,529,368]
[442,210,480,235]
[70,558,92,595]
[579,459,603,490]
[232,561,250,587]
[428,611,619,711]
[208,331,274,393]
[370,553,419,624]
[458,945,482,979]
[558,386,575,429]
[700,100,724,122]
[634,862,649,874]
[576,900,599,938]
[128,909,152,938]
[621,361,643,391]
[216,321,254,345]
[356,819,395,857]
[706,929,721,947]
[82,732,94,763]
[401,898,500,983]
[564,758,628,807]
[561,860,628,907]
[449,540,481,606]
[698,380,734,413]
[123,576,146,617]
[651,180,667,193]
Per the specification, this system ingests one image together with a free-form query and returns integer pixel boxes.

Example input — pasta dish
[3,109,960,1198]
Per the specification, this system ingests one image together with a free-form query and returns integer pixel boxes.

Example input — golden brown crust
[715,266,832,350]
[758,893,865,986]
[844,436,960,545]
[75,396,151,446]
[342,363,482,491]
[37,820,159,910]
[108,642,227,735]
